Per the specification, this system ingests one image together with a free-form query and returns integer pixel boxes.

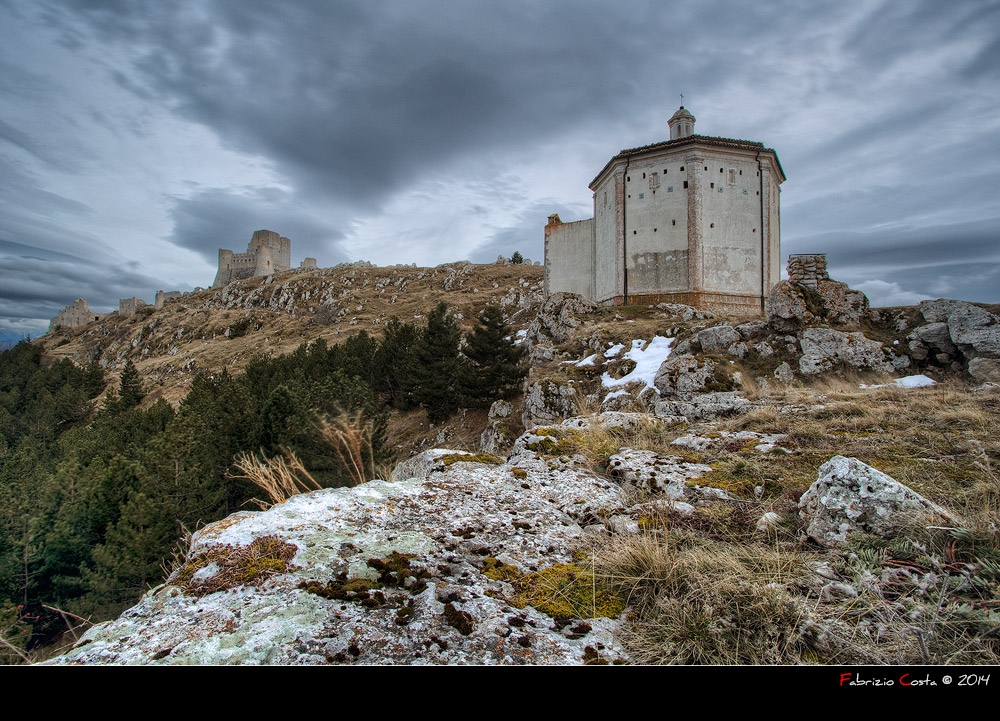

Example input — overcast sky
[2,0,998,338]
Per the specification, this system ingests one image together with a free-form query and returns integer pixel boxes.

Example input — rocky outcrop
[525,293,597,346]
[767,279,871,333]
[798,456,952,547]
[798,328,893,375]
[606,448,713,497]
[479,400,519,456]
[908,300,1000,382]
[51,439,632,666]
[521,379,581,432]
[653,355,736,397]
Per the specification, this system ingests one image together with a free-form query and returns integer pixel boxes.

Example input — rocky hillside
[40,266,1000,665]
[39,260,545,407]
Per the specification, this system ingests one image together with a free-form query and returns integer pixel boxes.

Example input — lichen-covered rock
[606,448,713,497]
[767,279,871,332]
[798,328,892,375]
[670,431,789,454]
[653,355,735,397]
[480,400,518,456]
[653,391,750,420]
[50,443,631,666]
[525,292,597,346]
[798,456,952,547]
[946,303,1000,359]
[696,325,740,354]
[654,303,714,321]
[522,379,580,429]
[968,358,1000,384]
[773,361,794,382]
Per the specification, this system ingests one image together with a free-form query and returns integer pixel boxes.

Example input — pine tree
[373,318,421,409]
[411,303,462,422]
[510,251,524,265]
[459,305,527,408]
[117,360,143,409]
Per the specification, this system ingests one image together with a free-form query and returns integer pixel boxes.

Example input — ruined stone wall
[155,290,183,309]
[543,214,594,298]
[119,297,148,317]
[787,254,829,289]
[49,298,102,332]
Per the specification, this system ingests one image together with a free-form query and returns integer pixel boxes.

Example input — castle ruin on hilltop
[544,105,785,315]
[213,230,317,288]
[49,299,103,332]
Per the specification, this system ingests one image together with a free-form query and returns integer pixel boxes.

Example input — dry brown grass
[315,412,380,486]
[231,450,323,507]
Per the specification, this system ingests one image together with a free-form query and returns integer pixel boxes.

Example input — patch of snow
[860,374,936,390]
[513,329,528,345]
[603,389,630,402]
[601,336,674,393]
[575,353,598,367]
[604,343,625,359]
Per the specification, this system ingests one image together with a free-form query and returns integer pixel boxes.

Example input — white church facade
[544,106,785,314]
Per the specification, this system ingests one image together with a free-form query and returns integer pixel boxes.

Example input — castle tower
[668,106,696,140]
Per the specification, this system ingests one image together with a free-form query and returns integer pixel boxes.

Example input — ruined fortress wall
[119,297,148,317]
[213,230,292,287]
[49,298,102,332]
[154,290,182,309]
[544,215,595,298]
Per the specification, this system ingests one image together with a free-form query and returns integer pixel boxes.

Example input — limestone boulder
[606,448,713,498]
[797,328,893,375]
[968,358,1000,384]
[654,303,715,321]
[653,355,736,398]
[946,303,1000,359]
[522,379,581,429]
[479,400,519,456]
[696,325,740,354]
[525,293,597,345]
[767,279,871,333]
[50,440,632,666]
[798,456,952,547]
[653,392,750,420]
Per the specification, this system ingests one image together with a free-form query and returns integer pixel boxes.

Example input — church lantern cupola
[668,105,696,139]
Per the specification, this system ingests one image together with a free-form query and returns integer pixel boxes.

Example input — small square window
[667,186,673,192]
[683,181,689,189]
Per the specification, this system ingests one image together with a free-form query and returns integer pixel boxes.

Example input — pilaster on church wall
[685,153,705,292]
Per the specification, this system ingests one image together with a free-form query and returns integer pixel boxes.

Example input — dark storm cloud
[1,0,997,335]
[167,186,349,266]
[0,252,168,336]
[47,0,754,208]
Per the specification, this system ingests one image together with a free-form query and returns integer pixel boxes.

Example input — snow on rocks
[52,442,632,666]
[798,456,952,547]
[600,336,674,394]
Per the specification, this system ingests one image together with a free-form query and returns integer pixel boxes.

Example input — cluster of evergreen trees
[0,303,525,655]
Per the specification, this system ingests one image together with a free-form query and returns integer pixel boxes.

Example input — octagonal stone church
[544,106,785,314]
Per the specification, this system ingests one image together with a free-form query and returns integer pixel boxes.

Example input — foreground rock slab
[799,456,952,547]
[50,449,631,665]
